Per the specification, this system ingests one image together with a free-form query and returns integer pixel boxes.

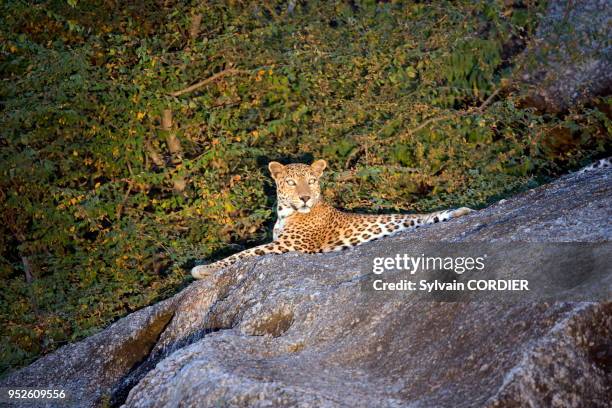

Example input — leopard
[574,157,610,174]
[191,159,474,279]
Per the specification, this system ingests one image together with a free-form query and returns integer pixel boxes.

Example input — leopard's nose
[300,195,311,204]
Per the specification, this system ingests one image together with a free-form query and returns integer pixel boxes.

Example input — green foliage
[1,0,610,375]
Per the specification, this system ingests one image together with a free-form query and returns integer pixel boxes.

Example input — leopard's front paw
[453,207,475,217]
[191,263,217,279]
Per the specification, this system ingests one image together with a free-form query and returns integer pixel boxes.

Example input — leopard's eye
[286,179,296,186]
[308,178,316,185]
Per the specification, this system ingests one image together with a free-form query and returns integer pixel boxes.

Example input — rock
[1,167,611,408]
[0,296,177,407]
[514,0,612,112]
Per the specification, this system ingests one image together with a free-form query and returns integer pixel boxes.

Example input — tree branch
[345,88,502,168]
[21,255,34,283]
[161,109,186,193]
[393,88,501,144]
[189,14,203,41]
[169,68,250,97]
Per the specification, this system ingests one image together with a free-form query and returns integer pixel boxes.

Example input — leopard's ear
[268,161,285,180]
[311,159,327,177]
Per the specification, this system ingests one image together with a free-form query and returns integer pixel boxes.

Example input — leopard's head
[268,159,327,214]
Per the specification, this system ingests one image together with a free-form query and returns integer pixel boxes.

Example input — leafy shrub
[1,0,609,375]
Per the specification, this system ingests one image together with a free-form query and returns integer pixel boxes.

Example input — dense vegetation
[1,0,610,375]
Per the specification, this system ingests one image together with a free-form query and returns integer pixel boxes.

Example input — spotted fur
[574,157,611,174]
[191,160,473,278]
